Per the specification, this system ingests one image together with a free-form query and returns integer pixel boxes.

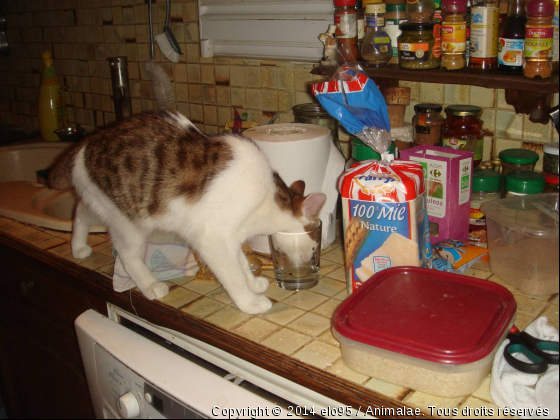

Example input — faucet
[108,57,132,121]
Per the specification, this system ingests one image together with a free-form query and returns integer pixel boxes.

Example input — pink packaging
[400,145,473,244]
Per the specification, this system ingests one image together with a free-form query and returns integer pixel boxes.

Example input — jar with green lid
[504,170,546,197]
[442,105,484,167]
[386,3,408,64]
[499,148,539,182]
[543,142,559,175]
[345,137,397,168]
[397,22,442,69]
[469,169,502,248]
[544,172,559,193]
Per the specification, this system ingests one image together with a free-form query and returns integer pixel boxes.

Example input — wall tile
[496,110,523,139]
[470,86,495,108]
[523,115,552,143]
[444,84,470,105]
[419,83,444,104]
[230,66,245,87]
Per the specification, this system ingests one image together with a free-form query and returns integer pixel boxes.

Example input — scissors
[504,326,559,374]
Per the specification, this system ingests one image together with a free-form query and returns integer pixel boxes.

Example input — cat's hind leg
[71,200,100,259]
[239,250,269,294]
[109,222,169,300]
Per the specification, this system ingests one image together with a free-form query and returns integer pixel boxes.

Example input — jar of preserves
[504,170,546,196]
[544,172,560,193]
[442,105,485,167]
[469,168,502,248]
[398,22,442,69]
[412,103,444,146]
[335,0,360,62]
[543,142,559,174]
[499,148,539,181]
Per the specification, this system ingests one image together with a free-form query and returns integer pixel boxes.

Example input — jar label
[386,20,405,58]
[498,38,524,66]
[554,9,559,63]
[524,26,554,59]
[468,213,488,248]
[373,32,392,53]
[442,23,467,53]
[399,42,430,62]
[335,13,358,38]
[358,17,366,40]
[470,6,500,58]
[366,16,385,27]
[443,137,483,162]
[432,23,442,58]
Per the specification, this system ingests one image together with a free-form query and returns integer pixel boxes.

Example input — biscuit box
[400,145,474,244]
[338,160,432,293]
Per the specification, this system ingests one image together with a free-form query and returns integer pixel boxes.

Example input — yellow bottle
[38,51,61,142]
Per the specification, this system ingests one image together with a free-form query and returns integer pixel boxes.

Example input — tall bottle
[38,51,62,142]
[335,0,360,62]
[469,0,501,71]
[498,0,527,74]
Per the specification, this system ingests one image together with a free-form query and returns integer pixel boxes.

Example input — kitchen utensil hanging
[155,0,183,63]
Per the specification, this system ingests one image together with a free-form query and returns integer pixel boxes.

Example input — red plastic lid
[526,0,555,16]
[334,0,357,6]
[544,172,560,185]
[333,267,517,365]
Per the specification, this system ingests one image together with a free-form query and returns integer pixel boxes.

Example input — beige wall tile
[496,110,523,139]
[230,66,245,87]
[444,84,470,105]
[470,86,495,108]
[419,83,444,104]
[523,115,553,143]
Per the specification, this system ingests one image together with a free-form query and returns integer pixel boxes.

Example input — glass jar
[386,3,409,64]
[543,142,559,175]
[412,103,445,146]
[346,137,397,168]
[504,170,546,196]
[362,3,393,67]
[469,168,502,248]
[499,148,539,182]
[469,0,501,71]
[335,0,360,62]
[544,172,560,193]
[523,0,555,79]
[293,103,341,151]
[407,0,436,22]
[442,105,485,167]
[441,0,469,70]
[398,22,442,69]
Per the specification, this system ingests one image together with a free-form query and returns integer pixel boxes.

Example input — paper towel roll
[244,124,344,254]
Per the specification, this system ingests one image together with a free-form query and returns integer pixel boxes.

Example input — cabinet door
[0,298,95,419]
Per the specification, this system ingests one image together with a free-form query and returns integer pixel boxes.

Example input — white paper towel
[244,123,345,253]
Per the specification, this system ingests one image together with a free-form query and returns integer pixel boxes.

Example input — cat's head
[272,179,327,266]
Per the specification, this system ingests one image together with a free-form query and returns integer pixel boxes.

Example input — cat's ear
[289,181,306,196]
[290,180,305,195]
[301,193,326,221]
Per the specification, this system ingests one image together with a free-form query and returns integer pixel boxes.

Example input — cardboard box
[400,145,473,243]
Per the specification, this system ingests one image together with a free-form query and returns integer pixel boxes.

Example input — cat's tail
[49,144,82,190]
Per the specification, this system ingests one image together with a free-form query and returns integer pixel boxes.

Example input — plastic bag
[312,63,392,163]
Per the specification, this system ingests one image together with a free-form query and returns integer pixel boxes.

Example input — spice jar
[335,0,360,62]
[523,0,555,79]
[412,103,445,146]
[504,170,546,196]
[441,0,469,71]
[543,142,559,175]
[544,172,560,193]
[442,105,485,167]
[407,0,436,22]
[469,169,502,248]
[398,22,442,69]
[386,3,409,64]
[362,3,393,67]
[499,148,539,182]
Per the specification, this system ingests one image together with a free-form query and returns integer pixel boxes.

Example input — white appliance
[76,305,362,419]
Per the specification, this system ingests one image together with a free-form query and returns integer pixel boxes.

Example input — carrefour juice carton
[339,160,432,293]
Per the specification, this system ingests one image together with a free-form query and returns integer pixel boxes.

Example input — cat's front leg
[238,250,269,294]
[71,201,99,259]
[197,244,272,315]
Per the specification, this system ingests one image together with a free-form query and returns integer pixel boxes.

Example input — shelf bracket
[505,89,554,125]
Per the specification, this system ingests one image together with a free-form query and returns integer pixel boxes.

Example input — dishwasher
[75,305,360,419]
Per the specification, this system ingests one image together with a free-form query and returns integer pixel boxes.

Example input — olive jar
[499,148,539,181]
[397,22,442,69]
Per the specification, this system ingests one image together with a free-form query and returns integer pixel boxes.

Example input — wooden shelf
[362,65,559,94]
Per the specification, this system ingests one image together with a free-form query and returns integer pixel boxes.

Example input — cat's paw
[247,276,270,294]
[72,245,92,259]
[142,282,169,300]
[239,295,273,315]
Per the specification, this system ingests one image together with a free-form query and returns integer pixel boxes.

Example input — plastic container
[481,193,560,295]
[543,142,559,174]
[333,267,517,397]
[544,172,560,192]
[469,169,502,247]
[505,170,546,196]
[499,148,539,180]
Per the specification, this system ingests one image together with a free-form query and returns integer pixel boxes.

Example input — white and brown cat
[50,110,326,314]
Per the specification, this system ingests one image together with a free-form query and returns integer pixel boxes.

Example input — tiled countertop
[1,215,558,419]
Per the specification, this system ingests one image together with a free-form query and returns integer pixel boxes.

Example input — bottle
[469,0,501,71]
[357,0,366,59]
[361,2,393,66]
[498,0,527,74]
[523,0,555,79]
[335,0,360,62]
[441,0,469,70]
[466,0,473,64]
[386,3,409,64]
[406,0,436,22]
[38,51,62,142]
[553,0,559,71]
[499,0,511,26]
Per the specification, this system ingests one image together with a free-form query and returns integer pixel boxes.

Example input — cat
[50,110,326,315]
